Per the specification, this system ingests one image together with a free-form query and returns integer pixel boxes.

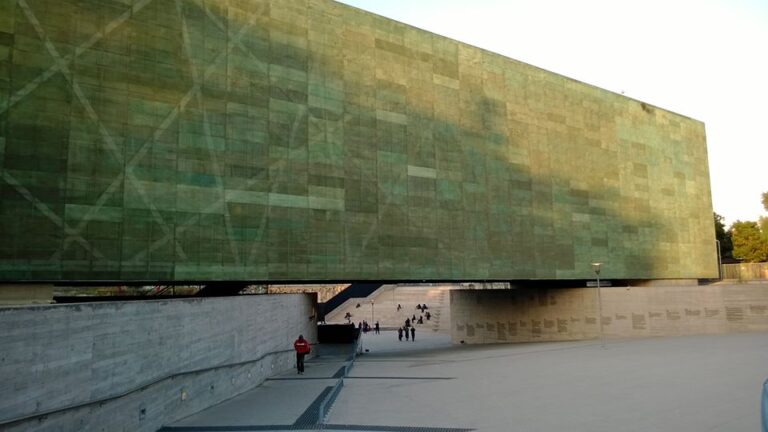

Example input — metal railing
[721,263,768,281]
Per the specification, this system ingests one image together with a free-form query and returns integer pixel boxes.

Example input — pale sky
[336,0,768,226]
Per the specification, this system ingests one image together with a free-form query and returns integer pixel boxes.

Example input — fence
[721,263,768,280]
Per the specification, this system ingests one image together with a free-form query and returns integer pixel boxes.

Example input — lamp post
[370,299,375,324]
[591,262,605,348]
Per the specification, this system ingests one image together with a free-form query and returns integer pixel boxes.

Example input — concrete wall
[0,284,53,305]
[0,294,316,431]
[451,283,768,344]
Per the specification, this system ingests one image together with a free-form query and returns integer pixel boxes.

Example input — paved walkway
[163,331,768,431]
[161,343,356,431]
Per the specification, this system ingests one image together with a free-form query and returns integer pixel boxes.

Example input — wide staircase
[325,285,455,333]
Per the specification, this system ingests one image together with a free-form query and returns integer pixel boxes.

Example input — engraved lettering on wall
[725,307,744,322]
[632,313,646,330]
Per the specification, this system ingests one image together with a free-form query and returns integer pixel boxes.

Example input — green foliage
[713,213,733,259]
[730,221,768,263]
[761,217,768,242]
[762,192,768,212]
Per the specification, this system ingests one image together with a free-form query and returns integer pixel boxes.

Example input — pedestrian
[410,326,415,341]
[412,314,416,322]
[426,311,431,321]
[375,321,380,334]
[405,318,410,328]
[398,327,403,341]
[418,316,423,324]
[397,304,402,311]
[293,335,310,375]
[417,304,422,311]
[405,327,410,341]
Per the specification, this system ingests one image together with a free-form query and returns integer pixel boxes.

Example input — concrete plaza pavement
[162,343,354,431]
[164,330,768,431]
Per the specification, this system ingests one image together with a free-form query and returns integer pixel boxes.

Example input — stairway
[325,284,457,334]
[320,283,381,321]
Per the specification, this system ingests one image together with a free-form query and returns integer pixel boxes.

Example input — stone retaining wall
[451,283,768,344]
[0,294,316,431]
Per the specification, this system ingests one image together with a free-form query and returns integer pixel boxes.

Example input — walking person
[405,326,410,341]
[410,326,415,342]
[398,327,403,341]
[293,335,310,375]
[375,321,380,334]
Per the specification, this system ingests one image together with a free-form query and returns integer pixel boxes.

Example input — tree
[762,191,768,244]
[730,221,768,263]
[713,212,733,260]
[762,191,768,212]
[761,216,768,243]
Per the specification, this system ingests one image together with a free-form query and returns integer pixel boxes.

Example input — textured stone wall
[0,294,317,431]
[451,284,768,344]
[0,0,715,282]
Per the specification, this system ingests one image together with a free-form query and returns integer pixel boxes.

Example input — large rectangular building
[0,0,717,282]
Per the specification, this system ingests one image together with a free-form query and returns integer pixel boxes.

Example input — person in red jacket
[293,335,311,374]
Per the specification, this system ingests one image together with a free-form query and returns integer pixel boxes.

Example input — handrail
[0,347,298,427]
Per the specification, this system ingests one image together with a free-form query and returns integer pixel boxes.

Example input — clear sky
[336,0,768,226]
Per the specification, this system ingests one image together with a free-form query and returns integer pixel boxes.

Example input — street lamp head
[591,262,602,275]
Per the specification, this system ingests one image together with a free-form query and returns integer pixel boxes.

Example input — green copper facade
[0,0,717,282]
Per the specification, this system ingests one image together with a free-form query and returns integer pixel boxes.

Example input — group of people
[359,320,380,334]
[397,303,428,312]
[295,301,436,374]
[396,303,433,342]
[398,325,415,341]
[417,304,432,321]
